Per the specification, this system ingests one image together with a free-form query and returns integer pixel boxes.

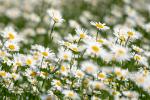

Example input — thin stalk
[96,31,99,41]
[49,22,56,41]
[125,36,130,47]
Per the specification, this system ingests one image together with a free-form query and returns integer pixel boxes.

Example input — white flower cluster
[0,0,150,100]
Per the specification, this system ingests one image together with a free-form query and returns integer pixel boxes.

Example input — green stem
[96,31,99,41]
[49,22,56,41]
[125,36,130,47]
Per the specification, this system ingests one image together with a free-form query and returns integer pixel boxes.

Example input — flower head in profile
[126,28,141,40]
[132,45,143,53]
[90,21,109,30]
[47,8,64,23]
[75,28,88,39]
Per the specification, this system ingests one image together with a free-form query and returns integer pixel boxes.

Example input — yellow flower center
[53,17,59,22]
[61,66,66,72]
[64,42,71,47]
[95,23,104,29]
[115,71,122,77]
[26,59,32,65]
[42,51,48,57]
[117,49,125,56]
[77,71,84,77]
[8,32,15,40]
[80,33,85,38]
[85,66,94,73]
[72,47,78,52]
[95,83,101,89]
[134,47,142,53]
[91,45,100,53]
[137,77,145,83]
[0,51,6,56]
[30,71,37,77]
[68,91,74,97]
[97,39,104,43]
[0,71,6,77]
[63,54,68,60]
[56,81,61,86]
[8,44,15,50]
[127,31,134,37]
[98,73,105,79]
[134,55,142,61]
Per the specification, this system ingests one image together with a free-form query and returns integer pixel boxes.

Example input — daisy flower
[81,61,98,75]
[86,41,103,56]
[133,54,148,67]
[11,73,20,80]
[0,71,8,78]
[90,81,106,90]
[90,21,109,30]
[51,79,62,90]
[58,47,72,61]
[47,8,64,23]
[24,55,35,67]
[2,26,18,41]
[126,28,141,40]
[5,41,19,51]
[12,54,24,67]
[63,90,79,99]
[60,63,69,76]
[111,45,130,62]
[69,44,79,52]
[74,70,85,79]
[97,72,106,80]
[114,67,128,78]
[132,45,143,53]
[75,28,88,39]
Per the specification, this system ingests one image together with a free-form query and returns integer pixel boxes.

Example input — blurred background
[0,0,150,50]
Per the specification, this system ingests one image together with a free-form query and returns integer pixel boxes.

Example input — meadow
[0,0,150,100]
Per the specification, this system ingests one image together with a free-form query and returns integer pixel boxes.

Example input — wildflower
[60,63,69,76]
[86,41,103,56]
[97,72,106,80]
[5,41,19,51]
[63,90,79,99]
[58,47,72,61]
[111,45,130,62]
[75,28,88,39]
[90,21,109,30]
[47,8,64,23]
[126,29,141,40]
[133,54,148,66]
[132,45,143,53]
[69,44,79,52]
[0,71,7,78]
[114,67,128,78]
[74,70,85,78]
[2,26,18,41]
[51,79,62,90]
[91,81,105,90]
[11,73,20,80]
[81,61,98,74]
